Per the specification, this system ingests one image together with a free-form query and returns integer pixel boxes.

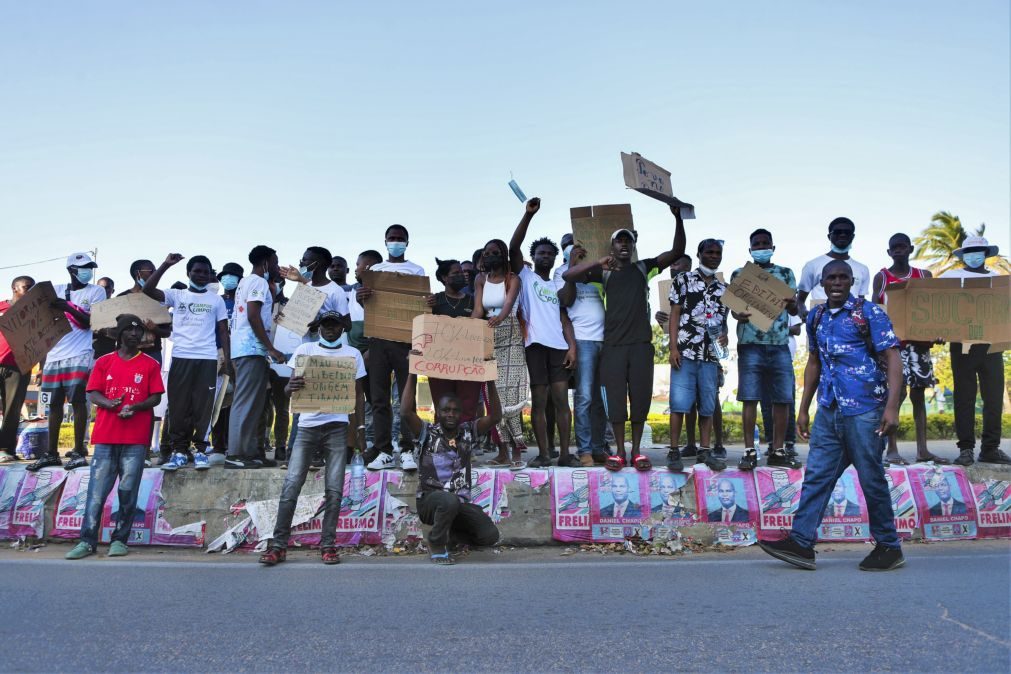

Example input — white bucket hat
[953,236,998,259]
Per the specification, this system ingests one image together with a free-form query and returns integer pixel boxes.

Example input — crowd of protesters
[0,199,1006,567]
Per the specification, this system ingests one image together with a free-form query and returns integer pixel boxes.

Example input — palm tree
[913,211,1011,274]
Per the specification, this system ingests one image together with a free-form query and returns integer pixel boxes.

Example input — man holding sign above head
[258,310,366,567]
[564,203,686,468]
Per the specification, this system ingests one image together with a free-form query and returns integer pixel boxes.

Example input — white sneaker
[367,452,395,471]
[399,452,418,472]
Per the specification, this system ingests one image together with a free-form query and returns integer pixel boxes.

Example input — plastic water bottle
[706,313,729,360]
[350,449,365,502]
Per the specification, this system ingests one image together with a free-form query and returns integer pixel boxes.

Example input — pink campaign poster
[551,468,652,543]
[10,467,67,538]
[0,466,25,539]
[693,468,759,547]
[288,469,384,546]
[640,469,693,542]
[909,465,977,541]
[494,468,549,522]
[885,467,920,538]
[100,468,162,545]
[817,467,871,543]
[969,477,1011,539]
[52,470,91,538]
[469,469,495,517]
[754,466,804,542]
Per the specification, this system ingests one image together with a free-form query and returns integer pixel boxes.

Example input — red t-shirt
[86,352,165,446]
[0,301,14,367]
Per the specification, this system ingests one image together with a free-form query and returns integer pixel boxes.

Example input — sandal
[916,454,951,465]
[487,457,512,468]
[258,547,286,566]
[430,552,456,566]
[321,547,341,565]
[632,454,652,471]
[884,455,910,466]
[509,460,527,471]
[0,454,17,464]
[604,455,626,472]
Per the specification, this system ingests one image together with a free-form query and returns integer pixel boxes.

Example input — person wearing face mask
[28,253,108,472]
[142,253,230,470]
[939,236,1010,466]
[280,246,350,341]
[731,229,802,472]
[665,239,729,473]
[797,217,871,316]
[208,262,243,458]
[356,225,425,471]
[0,276,35,462]
[216,262,244,323]
[258,310,366,566]
[473,238,527,469]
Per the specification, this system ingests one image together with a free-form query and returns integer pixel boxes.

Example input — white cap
[953,236,998,259]
[610,228,637,243]
[66,252,97,268]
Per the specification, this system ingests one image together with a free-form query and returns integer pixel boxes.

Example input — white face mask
[698,264,718,277]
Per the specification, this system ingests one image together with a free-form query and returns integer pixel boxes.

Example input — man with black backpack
[760,260,905,572]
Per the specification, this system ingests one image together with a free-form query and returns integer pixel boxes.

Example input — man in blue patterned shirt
[761,260,905,572]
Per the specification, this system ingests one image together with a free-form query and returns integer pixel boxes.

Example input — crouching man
[66,315,164,559]
[401,373,502,565]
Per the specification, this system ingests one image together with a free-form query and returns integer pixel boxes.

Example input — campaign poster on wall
[694,468,759,547]
[817,467,871,543]
[909,465,977,541]
[969,477,1011,539]
[885,466,920,538]
[754,466,804,541]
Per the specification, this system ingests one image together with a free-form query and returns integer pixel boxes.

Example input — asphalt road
[1,542,1008,673]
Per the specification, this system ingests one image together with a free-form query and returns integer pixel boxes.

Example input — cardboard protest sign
[721,262,796,332]
[657,279,673,334]
[90,293,171,331]
[211,374,230,426]
[693,468,758,547]
[290,354,357,414]
[884,276,1010,349]
[909,465,977,541]
[275,283,327,336]
[885,467,920,538]
[570,204,635,261]
[816,468,872,542]
[754,466,804,541]
[0,281,71,374]
[362,271,431,343]
[620,152,695,219]
[408,315,495,382]
[969,477,1011,539]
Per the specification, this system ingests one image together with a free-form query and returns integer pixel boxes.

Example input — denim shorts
[669,359,718,416]
[737,344,794,403]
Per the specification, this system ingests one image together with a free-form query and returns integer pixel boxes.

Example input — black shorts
[525,343,569,387]
[600,342,655,423]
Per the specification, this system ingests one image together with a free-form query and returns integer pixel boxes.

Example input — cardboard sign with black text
[409,315,496,382]
[0,282,71,374]
[620,152,695,219]
[290,355,357,414]
[362,271,431,343]
[885,276,1010,350]
[275,283,326,337]
[720,262,795,332]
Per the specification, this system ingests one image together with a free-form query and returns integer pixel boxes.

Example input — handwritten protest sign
[657,279,673,334]
[620,152,696,219]
[570,204,635,261]
[362,271,431,343]
[0,282,71,374]
[290,355,357,414]
[409,315,496,382]
[275,283,327,336]
[720,262,795,332]
[885,276,1010,350]
[90,293,171,331]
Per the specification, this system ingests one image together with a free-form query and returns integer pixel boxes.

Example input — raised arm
[476,381,503,436]
[142,253,184,303]
[654,203,688,270]
[400,374,425,438]
[509,198,541,274]
[561,244,606,285]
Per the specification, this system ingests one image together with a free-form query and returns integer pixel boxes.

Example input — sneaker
[712,445,727,460]
[367,452,396,471]
[696,447,727,471]
[759,536,816,570]
[579,454,595,467]
[681,444,698,458]
[26,454,61,472]
[558,455,582,468]
[978,449,1011,465]
[64,448,88,458]
[399,452,418,471]
[65,542,96,560]
[258,547,286,566]
[156,453,173,467]
[785,445,799,460]
[666,448,684,472]
[953,449,975,467]
[224,457,261,469]
[362,446,381,465]
[528,455,553,468]
[161,452,190,471]
[193,452,210,471]
[205,451,227,466]
[859,544,905,571]
[256,457,278,468]
[64,451,88,471]
[767,449,802,469]
[108,541,129,557]
[738,449,758,471]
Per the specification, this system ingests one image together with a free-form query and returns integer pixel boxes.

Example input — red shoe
[258,547,286,566]
[604,455,626,472]
[633,454,652,471]
[321,547,341,565]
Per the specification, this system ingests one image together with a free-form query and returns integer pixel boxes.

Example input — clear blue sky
[1,1,1008,293]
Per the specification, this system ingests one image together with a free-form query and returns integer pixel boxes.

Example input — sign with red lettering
[409,314,496,382]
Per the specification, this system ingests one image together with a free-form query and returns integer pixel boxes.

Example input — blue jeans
[79,444,147,548]
[737,344,793,403]
[272,421,349,549]
[791,405,900,549]
[574,340,607,456]
[669,360,718,416]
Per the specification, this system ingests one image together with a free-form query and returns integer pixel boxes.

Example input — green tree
[913,211,1011,275]
[651,323,669,364]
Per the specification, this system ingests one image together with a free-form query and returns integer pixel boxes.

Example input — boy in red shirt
[66,314,164,559]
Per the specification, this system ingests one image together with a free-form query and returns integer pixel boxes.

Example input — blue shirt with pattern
[806,295,899,416]
[730,264,796,346]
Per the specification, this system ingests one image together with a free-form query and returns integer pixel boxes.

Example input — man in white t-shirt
[28,252,107,472]
[356,225,425,471]
[939,236,1009,466]
[797,217,871,315]
[509,198,577,468]
[226,245,284,469]
[143,253,230,470]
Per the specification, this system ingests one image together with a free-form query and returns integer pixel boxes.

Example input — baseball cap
[610,228,637,243]
[66,252,97,269]
[318,310,347,324]
[953,236,998,259]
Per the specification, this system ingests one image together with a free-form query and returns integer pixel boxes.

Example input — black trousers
[368,338,413,453]
[0,365,29,454]
[950,344,1004,453]
[417,490,499,549]
[167,358,217,455]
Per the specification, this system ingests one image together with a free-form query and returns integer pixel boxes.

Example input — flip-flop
[916,455,951,465]
[430,552,455,566]
[486,458,511,468]
[509,461,527,471]
[884,456,910,466]
[604,455,626,472]
[633,455,653,471]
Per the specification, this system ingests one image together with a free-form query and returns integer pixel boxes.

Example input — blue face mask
[830,244,852,254]
[261,271,270,281]
[386,242,408,258]
[319,336,343,348]
[189,281,208,292]
[73,268,94,284]
[135,275,146,288]
[298,265,314,281]
[563,245,573,264]
[962,252,986,269]
[750,248,774,264]
[220,274,239,291]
